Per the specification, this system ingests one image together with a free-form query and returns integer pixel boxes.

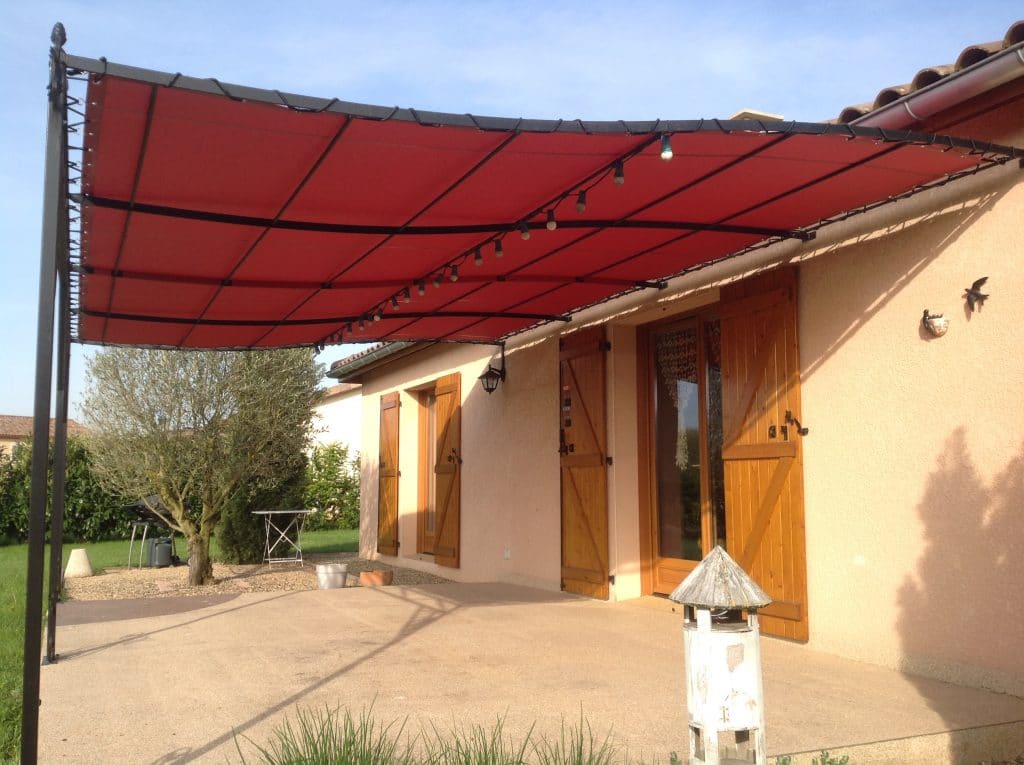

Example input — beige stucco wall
[799,173,1024,697]
[358,339,563,590]
[350,115,1023,696]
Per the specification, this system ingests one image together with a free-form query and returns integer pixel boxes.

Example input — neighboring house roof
[835,19,1024,123]
[317,382,361,401]
[0,415,85,443]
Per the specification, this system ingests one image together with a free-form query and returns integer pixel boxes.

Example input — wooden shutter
[432,373,461,568]
[719,268,809,641]
[559,326,610,599]
[377,392,400,556]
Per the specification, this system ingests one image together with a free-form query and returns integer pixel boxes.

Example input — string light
[433,273,442,288]
[450,265,459,282]
[660,134,673,161]
[518,221,531,240]
[391,295,400,310]
[403,287,411,303]
[359,318,366,331]
[473,247,483,267]
[417,281,426,297]
[373,308,383,322]
[495,240,504,259]
[613,161,625,185]
[346,322,353,333]
[576,190,587,213]
[546,209,557,230]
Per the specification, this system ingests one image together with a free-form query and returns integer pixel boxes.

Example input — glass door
[644,315,726,594]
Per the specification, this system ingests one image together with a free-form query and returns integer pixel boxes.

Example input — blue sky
[1,1,1020,417]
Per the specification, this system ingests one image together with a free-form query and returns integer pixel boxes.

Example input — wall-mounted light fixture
[478,346,506,395]
[922,308,949,337]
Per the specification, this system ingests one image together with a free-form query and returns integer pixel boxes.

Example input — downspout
[851,41,1024,129]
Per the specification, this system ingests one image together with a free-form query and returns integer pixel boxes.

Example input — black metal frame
[23,22,71,765]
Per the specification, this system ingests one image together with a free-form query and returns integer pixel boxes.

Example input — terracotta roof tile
[0,415,85,441]
[836,19,1024,123]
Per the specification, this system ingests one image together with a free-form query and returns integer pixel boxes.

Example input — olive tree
[81,347,321,585]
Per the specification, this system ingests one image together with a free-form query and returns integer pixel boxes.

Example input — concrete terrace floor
[40,582,1024,764]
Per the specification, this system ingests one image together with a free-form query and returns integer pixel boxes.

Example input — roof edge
[327,342,420,382]
[850,38,1024,129]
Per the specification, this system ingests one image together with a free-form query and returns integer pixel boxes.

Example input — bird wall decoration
[964,277,989,312]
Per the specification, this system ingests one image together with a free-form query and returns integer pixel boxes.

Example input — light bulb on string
[403,287,411,303]
[473,247,483,267]
[495,240,504,259]
[546,209,557,231]
[391,295,400,310]
[613,161,625,185]
[518,221,531,240]
[417,281,426,297]
[433,273,442,288]
[450,265,459,282]
[660,134,673,161]
[576,190,587,213]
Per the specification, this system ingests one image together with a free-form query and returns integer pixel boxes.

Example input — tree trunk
[186,534,213,586]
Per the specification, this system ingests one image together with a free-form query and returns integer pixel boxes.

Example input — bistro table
[252,509,313,565]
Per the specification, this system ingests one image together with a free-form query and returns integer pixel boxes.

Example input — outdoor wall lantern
[922,309,949,337]
[478,346,506,394]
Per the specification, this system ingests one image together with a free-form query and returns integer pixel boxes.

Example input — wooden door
[432,373,461,568]
[377,392,400,556]
[719,269,809,641]
[559,327,610,599]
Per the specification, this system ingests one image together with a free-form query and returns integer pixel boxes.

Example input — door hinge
[606,456,613,466]
[608,574,616,585]
[600,340,612,352]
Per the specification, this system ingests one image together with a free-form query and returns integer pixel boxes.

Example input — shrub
[0,437,132,544]
[218,460,308,565]
[303,443,360,531]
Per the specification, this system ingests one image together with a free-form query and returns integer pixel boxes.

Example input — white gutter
[852,42,1024,129]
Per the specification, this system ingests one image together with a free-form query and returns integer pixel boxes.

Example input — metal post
[22,22,68,765]
[45,265,72,664]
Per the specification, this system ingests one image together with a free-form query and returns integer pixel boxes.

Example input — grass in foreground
[235,706,630,765]
[0,527,358,762]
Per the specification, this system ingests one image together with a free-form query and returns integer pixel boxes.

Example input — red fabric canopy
[69,61,1022,349]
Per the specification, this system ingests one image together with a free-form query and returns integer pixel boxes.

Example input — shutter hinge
[608,574,616,585]
[600,340,611,352]
[605,456,613,466]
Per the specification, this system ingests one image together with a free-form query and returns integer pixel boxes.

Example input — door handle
[785,410,809,436]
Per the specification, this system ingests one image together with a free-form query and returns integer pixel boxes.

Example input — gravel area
[63,553,450,601]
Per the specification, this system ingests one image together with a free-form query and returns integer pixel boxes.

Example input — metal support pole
[45,265,72,665]
[22,22,68,765]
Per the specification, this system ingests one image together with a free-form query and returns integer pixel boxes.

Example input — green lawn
[0,527,358,762]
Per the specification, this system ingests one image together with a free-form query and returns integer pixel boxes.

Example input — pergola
[22,22,1024,763]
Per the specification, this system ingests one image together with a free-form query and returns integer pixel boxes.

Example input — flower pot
[359,569,393,587]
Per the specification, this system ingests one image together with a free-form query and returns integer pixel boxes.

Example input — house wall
[799,173,1024,696]
[358,339,562,590]
[312,386,362,453]
[350,111,1023,696]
